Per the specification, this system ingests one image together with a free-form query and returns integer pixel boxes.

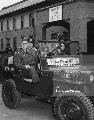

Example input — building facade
[0,0,94,54]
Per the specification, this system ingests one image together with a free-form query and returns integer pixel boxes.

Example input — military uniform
[2,47,13,66]
[14,47,39,83]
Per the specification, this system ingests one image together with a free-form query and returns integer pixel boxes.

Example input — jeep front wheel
[2,79,21,109]
[53,90,94,120]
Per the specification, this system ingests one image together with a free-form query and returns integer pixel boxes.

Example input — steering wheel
[47,46,62,57]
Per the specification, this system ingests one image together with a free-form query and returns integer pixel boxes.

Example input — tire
[2,79,21,109]
[53,90,94,120]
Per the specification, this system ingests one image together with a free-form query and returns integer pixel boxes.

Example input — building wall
[0,11,34,51]
[0,1,94,52]
[35,9,49,41]
[0,3,69,51]
[35,6,69,41]
[63,1,94,52]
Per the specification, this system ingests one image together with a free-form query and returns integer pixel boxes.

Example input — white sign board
[8,56,13,65]
[49,5,62,22]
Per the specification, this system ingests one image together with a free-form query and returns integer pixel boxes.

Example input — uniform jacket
[14,47,38,69]
[2,53,13,66]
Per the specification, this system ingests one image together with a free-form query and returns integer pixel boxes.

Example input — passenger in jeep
[14,37,39,83]
[2,47,13,66]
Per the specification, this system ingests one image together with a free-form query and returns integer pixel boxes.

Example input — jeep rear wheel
[2,79,21,109]
[53,90,94,120]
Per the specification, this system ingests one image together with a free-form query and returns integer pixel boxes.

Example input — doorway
[42,20,70,41]
[42,20,70,52]
[87,20,94,55]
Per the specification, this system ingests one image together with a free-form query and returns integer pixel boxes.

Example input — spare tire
[2,79,21,109]
[53,90,94,120]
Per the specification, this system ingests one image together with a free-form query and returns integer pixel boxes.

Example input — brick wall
[0,1,94,52]
[63,1,94,52]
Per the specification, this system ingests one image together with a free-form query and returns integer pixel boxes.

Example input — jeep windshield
[38,40,81,67]
[38,40,80,56]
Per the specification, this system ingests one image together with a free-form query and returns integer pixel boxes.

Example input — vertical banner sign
[49,5,62,22]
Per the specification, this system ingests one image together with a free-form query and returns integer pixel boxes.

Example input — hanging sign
[49,5,62,22]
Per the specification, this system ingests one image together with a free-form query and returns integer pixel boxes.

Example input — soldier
[2,47,13,66]
[28,36,37,51]
[57,32,66,55]
[14,37,39,83]
[28,36,41,63]
[58,42,65,55]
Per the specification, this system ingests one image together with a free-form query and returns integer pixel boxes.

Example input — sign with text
[49,5,62,22]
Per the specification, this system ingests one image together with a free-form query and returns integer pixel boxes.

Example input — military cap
[21,37,28,42]
[28,36,35,44]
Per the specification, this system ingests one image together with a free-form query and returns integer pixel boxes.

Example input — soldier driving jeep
[14,37,39,83]
[47,33,66,56]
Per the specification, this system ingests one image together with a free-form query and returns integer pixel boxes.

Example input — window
[51,33,57,40]
[32,17,34,27]
[1,21,3,31]
[29,13,33,27]
[13,18,16,29]
[21,16,24,29]
[7,20,9,30]
[1,39,4,49]
[6,38,10,48]
[13,37,17,51]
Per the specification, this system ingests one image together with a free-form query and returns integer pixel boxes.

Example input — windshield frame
[37,40,80,57]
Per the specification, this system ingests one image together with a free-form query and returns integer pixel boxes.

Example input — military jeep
[1,38,94,120]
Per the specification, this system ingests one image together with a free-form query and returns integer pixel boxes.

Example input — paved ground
[0,86,55,120]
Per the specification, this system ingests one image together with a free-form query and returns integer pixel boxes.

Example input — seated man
[58,42,65,55]
[47,42,65,56]
[14,37,39,83]
[2,47,13,66]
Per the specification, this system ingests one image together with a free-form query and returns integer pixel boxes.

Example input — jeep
[1,35,94,120]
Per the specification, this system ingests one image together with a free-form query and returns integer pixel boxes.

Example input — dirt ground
[0,86,55,120]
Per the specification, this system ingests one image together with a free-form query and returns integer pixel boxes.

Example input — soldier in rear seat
[2,47,13,66]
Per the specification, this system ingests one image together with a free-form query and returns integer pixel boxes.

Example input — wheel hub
[60,100,83,120]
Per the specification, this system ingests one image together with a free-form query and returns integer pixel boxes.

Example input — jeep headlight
[90,73,94,82]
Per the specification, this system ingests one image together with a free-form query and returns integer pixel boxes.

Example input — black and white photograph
[0,0,94,120]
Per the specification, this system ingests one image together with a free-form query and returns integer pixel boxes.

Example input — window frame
[21,15,24,29]
[13,18,16,30]
[1,21,3,32]
[13,37,17,51]
[51,33,58,40]
[1,39,4,50]
[6,38,10,48]
[7,20,10,30]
